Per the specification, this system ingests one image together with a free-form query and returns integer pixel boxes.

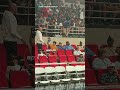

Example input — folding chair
[35,67,50,90]
[45,67,61,90]
[55,66,71,90]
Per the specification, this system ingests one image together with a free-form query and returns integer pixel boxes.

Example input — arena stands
[35,0,85,38]
[86,0,120,27]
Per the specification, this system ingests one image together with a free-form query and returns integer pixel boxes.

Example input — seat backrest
[65,50,73,56]
[67,55,76,62]
[10,71,31,88]
[45,67,55,74]
[75,65,85,71]
[66,66,75,72]
[109,56,118,63]
[35,67,45,75]
[39,56,48,63]
[71,45,77,49]
[55,66,66,73]
[85,57,91,69]
[42,44,47,51]
[57,50,65,56]
[86,44,99,55]
[59,55,67,62]
[85,69,98,85]
[48,55,57,63]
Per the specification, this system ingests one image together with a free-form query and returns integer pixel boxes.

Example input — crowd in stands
[86,36,120,86]
[35,39,85,67]
[35,0,85,37]
[86,0,120,26]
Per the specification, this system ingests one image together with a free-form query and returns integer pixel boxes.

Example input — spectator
[73,46,83,56]
[6,57,27,80]
[35,26,45,53]
[104,36,117,57]
[100,64,120,85]
[38,50,46,56]
[47,40,58,51]
[63,41,75,50]
[78,41,84,50]
[92,50,112,70]
[57,42,64,50]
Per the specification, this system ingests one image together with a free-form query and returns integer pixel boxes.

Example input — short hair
[53,41,56,44]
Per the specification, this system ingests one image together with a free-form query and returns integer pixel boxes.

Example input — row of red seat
[86,55,118,70]
[0,44,31,88]
[35,55,84,67]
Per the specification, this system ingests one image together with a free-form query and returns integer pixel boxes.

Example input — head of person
[38,26,42,31]
[98,49,106,59]
[80,41,82,46]
[107,36,114,47]
[59,42,62,46]
[12,58,19,65]
[66,41,70,46]
[8,2,17,15]
[107,65,115,74]
[53,41,56,45]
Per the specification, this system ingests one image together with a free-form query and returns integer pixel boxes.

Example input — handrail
[86,17,120,19]
[85,1,120,5]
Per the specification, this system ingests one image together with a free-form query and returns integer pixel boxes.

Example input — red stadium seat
[0,72,8,88]
[71,45,77,49]
[10,71,31,88]
[109,56,118,63]
[48,55,58,67]
[65,50,73,56]
[0,44,7,74]
[85,57,91,69]
[42,44,47,51]
[39,56,48,68]
[67,55,78,66]
[59,55,67,67]
[97,69,106,83]
[86,69,98,85]
[57,50,65,56]
[86,44,99,55]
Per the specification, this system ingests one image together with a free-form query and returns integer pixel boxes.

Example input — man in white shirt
[1,2,25,65]
[35,26,45,53]
[73,46,82,56]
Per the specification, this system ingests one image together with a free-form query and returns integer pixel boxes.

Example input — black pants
[4,41,17,65]
[37,43,42,53]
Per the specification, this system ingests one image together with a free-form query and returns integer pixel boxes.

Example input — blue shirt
[63,45,74,50]
[57,46,64,50]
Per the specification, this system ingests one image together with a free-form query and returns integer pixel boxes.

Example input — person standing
[1,2,25,65]
[35,26,45,53]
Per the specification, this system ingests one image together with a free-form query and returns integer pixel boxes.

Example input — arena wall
[86,28,120,47]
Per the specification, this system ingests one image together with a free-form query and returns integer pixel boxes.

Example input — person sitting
[47,40,58,51]
[73,46,83,56]
[6,57,27,80]
[114,55,120,69]
[100,64,120,85]
[103,36,117,57]
[63,41,75,50]
[92,50,112,70]
[57,42,64,50]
